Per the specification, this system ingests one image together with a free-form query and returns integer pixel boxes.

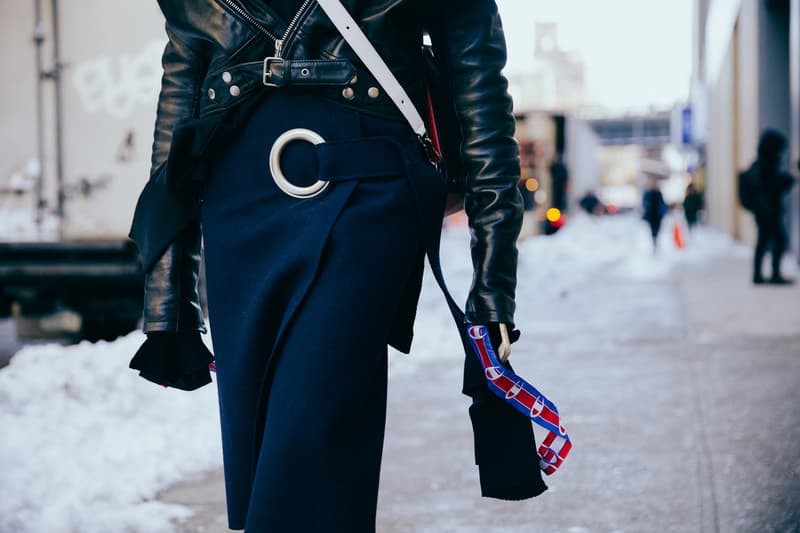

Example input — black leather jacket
[135,0,523,336]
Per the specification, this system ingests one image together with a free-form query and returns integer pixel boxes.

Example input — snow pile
[518,212,749,287]
[393,212,750,370]
[513,212,752,290]
[0,333,221,533]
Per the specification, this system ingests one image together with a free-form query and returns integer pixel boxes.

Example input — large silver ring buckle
[269,128,329,199]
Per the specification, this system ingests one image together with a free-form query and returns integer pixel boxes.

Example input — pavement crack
[686,354,722,533]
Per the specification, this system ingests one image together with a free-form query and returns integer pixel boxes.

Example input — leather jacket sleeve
[142,24,208,334]
[143,221,206,333]
[427,0,523,326]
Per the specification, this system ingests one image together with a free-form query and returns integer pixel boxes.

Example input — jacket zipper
[218,0,313,58]
[274,0,314,57]
[218,0,280,42]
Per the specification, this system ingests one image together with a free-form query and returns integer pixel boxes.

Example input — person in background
[579,190,605,215]
[518,176,535,212]
[550,153,569,212]
[517,176,538,239]
[642,178,668,252]
[682,182,703,230]
[745,130,796,284]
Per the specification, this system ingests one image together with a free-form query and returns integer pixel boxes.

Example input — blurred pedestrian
[517,177,538,239]
[682,182,703,229]
[550,153,569,212]
[579,190,605,215]
[739,129,796,284]
[642,178,668,252]
[518,176,535,211]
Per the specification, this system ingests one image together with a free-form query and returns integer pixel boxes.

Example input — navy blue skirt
[199,90,446,531]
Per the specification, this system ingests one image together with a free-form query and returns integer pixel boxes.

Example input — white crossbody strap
[316,0,427,138]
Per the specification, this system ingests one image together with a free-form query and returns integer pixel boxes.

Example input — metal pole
[790,0,800,264]
[33,0,46,231]
[50,0,65,233]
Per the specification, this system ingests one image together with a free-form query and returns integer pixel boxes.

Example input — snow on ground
[0,213,753,532]
[0,334,221,533]
[395,212,752,371]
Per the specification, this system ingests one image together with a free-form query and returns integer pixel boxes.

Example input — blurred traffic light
[543,207,567,235]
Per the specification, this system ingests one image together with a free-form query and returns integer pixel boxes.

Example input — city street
[156,217,800,533]
[2,1,798,531]
[2,216,798,532]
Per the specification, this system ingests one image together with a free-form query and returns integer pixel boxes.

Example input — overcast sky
[496,0,694,111]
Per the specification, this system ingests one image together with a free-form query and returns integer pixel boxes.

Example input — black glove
[129,331,214,391]
[487,322,521,350]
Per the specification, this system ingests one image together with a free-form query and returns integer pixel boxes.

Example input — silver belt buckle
[263,56,283,87]
[269,128,329,199]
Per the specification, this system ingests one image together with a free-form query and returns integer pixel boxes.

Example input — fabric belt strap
[314,138,414,182]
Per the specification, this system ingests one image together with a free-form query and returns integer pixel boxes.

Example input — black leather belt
[206,57,355,91]
[200,57,415,125]
[262,57,357,87]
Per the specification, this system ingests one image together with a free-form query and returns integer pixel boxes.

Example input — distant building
[693,0,799,259]
[508,22,586,112]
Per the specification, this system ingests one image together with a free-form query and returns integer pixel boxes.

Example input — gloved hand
[464,322,547,500]
[488,323,520,362]
[129,331,214,391]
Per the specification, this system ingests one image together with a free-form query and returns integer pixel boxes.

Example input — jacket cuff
[465,292,516,328]
[142,294,207,334]
[129,331,214,391]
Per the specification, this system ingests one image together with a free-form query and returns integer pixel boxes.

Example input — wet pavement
[158,251,800,532]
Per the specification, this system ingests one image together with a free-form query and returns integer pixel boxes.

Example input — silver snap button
[222,71,232,84]
[367,86,380,99]
[349,75,358,85]
[229,85,241,97]
[342,87,355,100]
[207,88,216,100]
[300,68,310,77]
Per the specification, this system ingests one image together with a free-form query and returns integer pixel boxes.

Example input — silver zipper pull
[274,39,284,57]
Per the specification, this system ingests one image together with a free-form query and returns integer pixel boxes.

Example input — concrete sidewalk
[158,252,800,532]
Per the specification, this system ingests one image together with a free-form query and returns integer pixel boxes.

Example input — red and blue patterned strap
[465,324,572,475]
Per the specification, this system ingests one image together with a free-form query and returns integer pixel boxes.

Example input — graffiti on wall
[71,40,164,119]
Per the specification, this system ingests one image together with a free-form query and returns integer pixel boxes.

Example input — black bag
[422,45,467,213]
[738,166,759,213]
